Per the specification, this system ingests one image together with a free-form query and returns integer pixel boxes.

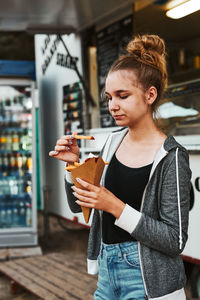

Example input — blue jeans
[94,241,146,300]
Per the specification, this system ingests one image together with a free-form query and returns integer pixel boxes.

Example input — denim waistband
[100,241,138,258]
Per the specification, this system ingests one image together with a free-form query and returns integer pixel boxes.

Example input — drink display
[0,84,33,229]
[63,82,83,135]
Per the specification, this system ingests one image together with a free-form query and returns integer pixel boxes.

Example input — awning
[0,0,154,33]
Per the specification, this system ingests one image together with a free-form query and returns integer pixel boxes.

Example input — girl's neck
[127,117,166,144]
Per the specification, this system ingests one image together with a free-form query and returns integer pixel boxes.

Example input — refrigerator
[0,78,37,247]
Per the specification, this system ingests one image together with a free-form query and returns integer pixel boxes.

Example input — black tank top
[102,154,153,244]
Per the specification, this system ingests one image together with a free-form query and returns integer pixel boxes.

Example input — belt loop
[118,244,123,259]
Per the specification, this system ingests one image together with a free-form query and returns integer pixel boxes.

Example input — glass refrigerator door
[0,81,35,236]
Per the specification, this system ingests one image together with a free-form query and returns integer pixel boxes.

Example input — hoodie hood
[163,135,186,152]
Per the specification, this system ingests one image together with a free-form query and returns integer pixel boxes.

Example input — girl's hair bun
[108,34,168,111]
[127,34,166,57]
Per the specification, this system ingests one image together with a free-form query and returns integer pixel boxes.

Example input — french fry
[65,165,77,171]
[74,162,82,167]
[73,135,95,140]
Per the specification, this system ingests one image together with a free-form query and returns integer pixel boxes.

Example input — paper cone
[71,157,106,223]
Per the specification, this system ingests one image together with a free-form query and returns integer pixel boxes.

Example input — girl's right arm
[49,133,82,213]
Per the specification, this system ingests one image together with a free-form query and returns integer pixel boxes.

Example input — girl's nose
[109,99,120,111]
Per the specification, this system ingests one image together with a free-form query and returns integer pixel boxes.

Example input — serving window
[157,79,200,136]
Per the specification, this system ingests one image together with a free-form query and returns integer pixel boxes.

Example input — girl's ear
[145,86,157,105]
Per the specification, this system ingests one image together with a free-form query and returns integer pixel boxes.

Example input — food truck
[0,0,199,296]
[34,2,200,296]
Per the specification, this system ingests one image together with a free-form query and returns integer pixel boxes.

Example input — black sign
[41,35,79,75]
[41,35,60,75]
[57,53,79,70]
[96,16,133,128]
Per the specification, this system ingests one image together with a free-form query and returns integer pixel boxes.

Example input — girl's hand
[72,178,125,218]
[49,131,80,164]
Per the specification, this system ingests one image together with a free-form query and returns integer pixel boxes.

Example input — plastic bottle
[10,152,17,176]
[27,153,32,175]
[22,152,28,174]
[0,197,6,228]
[24,178,31,222]
[0,179,6,227]
[18,195,26,227]
[0,129,7,151]
[21,129,32,151]
[12,198,20,227]
[5,197,12,227]
[12,130,20,151]
[6,128,12,151]
[18,177,25,194]
[0,154,3,177]
[9,176,18,195]
[16,152,23,177]
[26,201,32,227]
[3,153,9,176]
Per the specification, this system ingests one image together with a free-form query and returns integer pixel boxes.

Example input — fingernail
[71,185,75,190]
[72,192,76,196]
[76,177,80,182]
[69,140,73,145]
[66,146,70,150]
[54,151,59,155]
[75,200,79,203]
[71,135,75,139]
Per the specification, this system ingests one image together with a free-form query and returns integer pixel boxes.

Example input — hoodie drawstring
[176,147,183,250]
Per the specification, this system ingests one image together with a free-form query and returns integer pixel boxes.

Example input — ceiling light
[166,0,200,19]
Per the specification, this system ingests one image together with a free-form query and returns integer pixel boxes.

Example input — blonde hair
[108,34,168,112]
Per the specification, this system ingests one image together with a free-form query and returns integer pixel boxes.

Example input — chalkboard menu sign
[96,15,133,128]
[63,81,83,137]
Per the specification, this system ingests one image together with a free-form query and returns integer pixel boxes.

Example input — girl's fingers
[74,193,97,206]
[72,186,96,198]
[57,138,73,146]
[75,178,98,191]
[73,193,93,202]
[57,131,78,147]
[49,151,59,156]
[55,145,70,152]
[75,200,95,208]
[61,134,75,140]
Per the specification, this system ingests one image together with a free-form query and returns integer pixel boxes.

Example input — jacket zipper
[138,185,149,299]
[138,152,168,299]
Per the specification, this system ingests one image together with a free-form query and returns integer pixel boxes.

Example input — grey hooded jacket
[65,128,192,299]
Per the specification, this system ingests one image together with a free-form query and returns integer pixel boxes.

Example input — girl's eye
[119,95,128,99]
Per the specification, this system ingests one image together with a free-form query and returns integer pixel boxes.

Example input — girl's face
[105,70,154,128]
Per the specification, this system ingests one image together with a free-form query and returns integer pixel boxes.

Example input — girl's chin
[115,121,129,128]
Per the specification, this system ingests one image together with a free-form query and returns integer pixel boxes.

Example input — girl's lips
[113,115,125,120]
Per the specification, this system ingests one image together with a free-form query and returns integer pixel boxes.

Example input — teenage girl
[49,34,191,300]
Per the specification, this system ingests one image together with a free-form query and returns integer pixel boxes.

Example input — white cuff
[87,259,99,275]
[65,171,74,184]
[114,204,142,234]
